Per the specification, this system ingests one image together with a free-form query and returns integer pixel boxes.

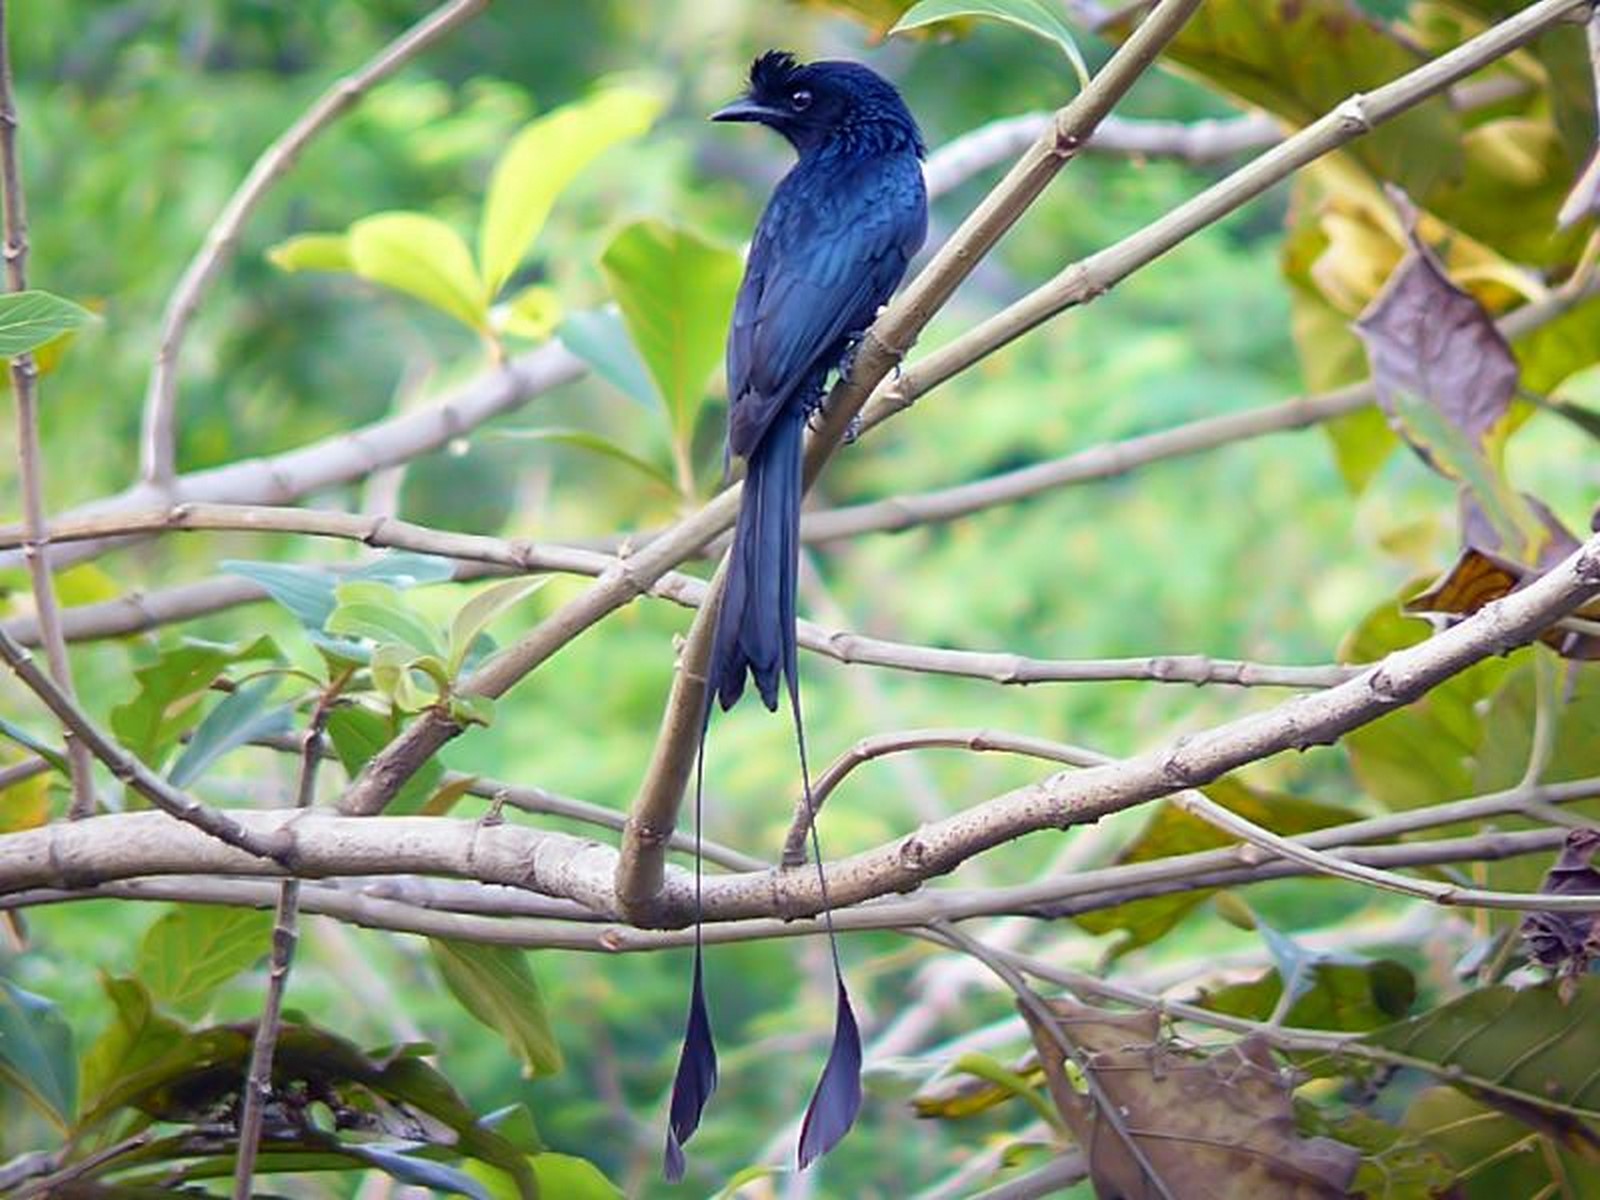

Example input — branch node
[1333,93,1376,133]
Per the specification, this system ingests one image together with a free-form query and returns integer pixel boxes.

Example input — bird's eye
[789,88,813,112]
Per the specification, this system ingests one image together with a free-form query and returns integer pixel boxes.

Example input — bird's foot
[836,333,864,383]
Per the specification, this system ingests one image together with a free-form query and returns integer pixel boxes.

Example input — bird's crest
[749,49,800,93]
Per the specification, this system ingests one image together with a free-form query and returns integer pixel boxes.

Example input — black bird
[664,51,927,1182]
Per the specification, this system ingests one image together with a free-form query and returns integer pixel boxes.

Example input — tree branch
[922,110,1280,196]
[782,728,1106,868]
[0,0,96,817]
[140,0,490,485]
[233,681,343,1199]
[0,824,1572,951]
[1,504,1357,702]
[9,338,587,573]
[0,624,292,862]
[2,529,1597,930]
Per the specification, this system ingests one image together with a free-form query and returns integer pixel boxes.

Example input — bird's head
[711,50,924,158]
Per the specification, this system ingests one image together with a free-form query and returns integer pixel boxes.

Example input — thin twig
[0,0,96,818]
[923,110,1279,196]
[782,728,1105,867]
[0,502,1359,701]
[233,677,346,1199]
[0,624,291,861]
[140,0,490,485]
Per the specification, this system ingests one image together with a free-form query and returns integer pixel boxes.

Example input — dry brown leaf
[1022,999,1359,1199]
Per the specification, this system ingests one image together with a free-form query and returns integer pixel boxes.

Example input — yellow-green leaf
[349,211,487,330]
[599,219,742,442]
[429,939,563,1078]
[135,905,272,1019]
[0,290,96,358]
[890,0,1089,88]
[492,283,563,342]
[266,232,354,274]
[479,86,664,299]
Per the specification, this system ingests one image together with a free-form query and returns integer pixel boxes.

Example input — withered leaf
[1354,218,1518,457]
[1022,999,1360,1199]
[1521,827,1600,997]
[1407,492,1600,659]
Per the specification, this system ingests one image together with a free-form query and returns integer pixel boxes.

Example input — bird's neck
[797,119,922,164]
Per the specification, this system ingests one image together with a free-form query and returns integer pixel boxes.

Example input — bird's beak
[710,97,782,123]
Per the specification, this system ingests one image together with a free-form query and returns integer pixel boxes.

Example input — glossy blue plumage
[713,55,927,709]
[666,52,926,1183]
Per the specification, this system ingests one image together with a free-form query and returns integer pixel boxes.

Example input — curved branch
[0,825,1577,950]
[782,728,1106,867]
[140,0,490,485]
[0,503,1358,700]
[4,533,1596,925]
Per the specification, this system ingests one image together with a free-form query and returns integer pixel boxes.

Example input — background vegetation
[1,0,1598,1196]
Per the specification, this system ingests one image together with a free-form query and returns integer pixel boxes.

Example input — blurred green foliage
[1,0,1598,1196]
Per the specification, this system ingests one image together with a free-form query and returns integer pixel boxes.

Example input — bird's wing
[725,153,926,459]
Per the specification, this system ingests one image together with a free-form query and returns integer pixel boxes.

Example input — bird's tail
[710,409,805,711]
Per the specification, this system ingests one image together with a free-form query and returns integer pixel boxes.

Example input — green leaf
[1367,980,1600,1119]
[135,904,272,1019]
[493,283,564,342]
[531,1152,624,1199]
[0,714,67,774]
[1400,1086,1596,1198]
[266,232,354,273]
[890,0,1089,87]
[715,1165,786,1199]
[429,939,563,1078]
[488,427,678,495]
[370,643,439,712]
[558,308,658,409]
[1339,590,1510,810]
[948,1052,1061,1130]
[0,978,75,1128]
[326,706,444,816]
[109,635,281,768]
[222,560,339,629]
[479,86,664,299]
[446,578,548,677]
[327,579,447,660]
[338,1142,494,1199]
[598,219,743,443]
[167,677,294,787]
[348,551,458,588]
[0,289,96,357]
[349,211,487,330]
[77,975,185,1130]
[1198,941,1416,1032]
[73,1020,537,1195]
